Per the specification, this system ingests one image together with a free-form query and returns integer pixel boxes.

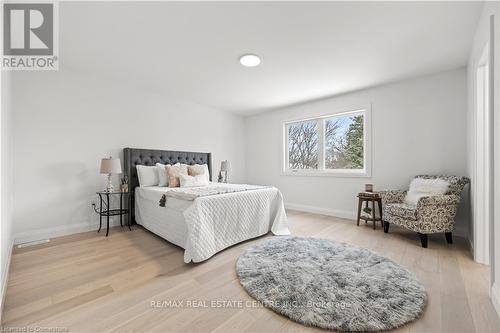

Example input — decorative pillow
[404,178,450,206]
[156,163,169,187]
[136,165,159,187]
[179,173,209,188]
[166,163,188,188]
[187,164,210,182]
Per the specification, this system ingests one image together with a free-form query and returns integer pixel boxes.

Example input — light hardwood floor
[2,210,500,332]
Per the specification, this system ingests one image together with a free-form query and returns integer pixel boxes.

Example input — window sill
[281,170,371,178]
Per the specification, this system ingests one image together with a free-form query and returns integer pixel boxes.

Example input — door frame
[473,40,493,265]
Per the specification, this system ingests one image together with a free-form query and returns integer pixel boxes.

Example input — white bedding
[135,183,290,263]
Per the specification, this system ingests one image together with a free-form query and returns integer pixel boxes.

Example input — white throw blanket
[161,184,267,202]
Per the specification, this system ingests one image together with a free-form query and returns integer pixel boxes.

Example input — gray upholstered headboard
[123,147,212,224]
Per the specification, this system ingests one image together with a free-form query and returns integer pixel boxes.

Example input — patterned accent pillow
[187,164,210,182]
[166,163,188,188]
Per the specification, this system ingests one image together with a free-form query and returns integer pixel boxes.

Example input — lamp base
[106,174,114,192]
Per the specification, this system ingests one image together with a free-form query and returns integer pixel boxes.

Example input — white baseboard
[491,283,500,319]
[284,202,468,238]
[453,225,468,239]
[285,203,357,220]
[468,236,474,255]
[1,238,14,322]
[13,220,123,245]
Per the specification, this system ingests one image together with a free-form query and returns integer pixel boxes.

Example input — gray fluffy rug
[236,237,426,332]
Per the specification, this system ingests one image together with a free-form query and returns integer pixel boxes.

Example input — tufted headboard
[123,147,212,224]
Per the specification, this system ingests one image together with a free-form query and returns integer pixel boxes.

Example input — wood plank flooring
[2,210,500,332]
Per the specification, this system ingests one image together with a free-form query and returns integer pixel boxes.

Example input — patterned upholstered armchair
[380,175,470,248]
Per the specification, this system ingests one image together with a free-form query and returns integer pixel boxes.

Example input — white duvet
[135,183,290,263]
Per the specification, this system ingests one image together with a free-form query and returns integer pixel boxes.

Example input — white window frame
[282,105,372,177]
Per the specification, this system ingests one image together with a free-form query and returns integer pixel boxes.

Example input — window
[287,120,318,169]
[324,114,364,170]
[283,108,371,176]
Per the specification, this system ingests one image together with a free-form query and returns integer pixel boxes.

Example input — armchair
[380,175,469,248]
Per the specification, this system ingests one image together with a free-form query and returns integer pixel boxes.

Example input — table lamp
[221,160,230,183]
[100,157,122,192]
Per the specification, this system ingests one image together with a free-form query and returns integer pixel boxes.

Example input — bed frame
[123,148,212,224]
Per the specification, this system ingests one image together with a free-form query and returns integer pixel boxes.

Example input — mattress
[135,186,190,248]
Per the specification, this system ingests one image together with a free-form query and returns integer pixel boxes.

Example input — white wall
[245,68,469,235]
[10,69,246,243]
[1,71,14,313]
[467,1,500,316]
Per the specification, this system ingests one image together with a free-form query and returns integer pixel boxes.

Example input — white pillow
[187,164,210,183]
[156,163,168,187]
[404,178,449,206]
[136,165,159,187]
[179,173,209,188]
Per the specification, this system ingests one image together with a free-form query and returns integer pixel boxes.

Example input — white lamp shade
[100,158,122,174]
[220,160,230,172]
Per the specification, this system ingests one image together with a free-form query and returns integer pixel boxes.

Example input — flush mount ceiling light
[239,54,261,67]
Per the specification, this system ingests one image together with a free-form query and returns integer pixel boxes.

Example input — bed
[123,148,290,263]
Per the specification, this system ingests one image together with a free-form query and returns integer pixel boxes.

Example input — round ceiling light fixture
[239,54,261,67]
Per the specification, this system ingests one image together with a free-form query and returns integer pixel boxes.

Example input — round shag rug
[236,237,426,332]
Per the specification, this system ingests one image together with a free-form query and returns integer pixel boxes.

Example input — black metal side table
[96,191,131,237]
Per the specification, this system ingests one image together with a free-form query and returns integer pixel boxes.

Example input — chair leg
[445,232,453,244]
[418,233,428,248]
[383,221,390,233]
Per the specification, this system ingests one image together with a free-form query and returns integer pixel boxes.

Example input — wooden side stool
[356,193,383,230]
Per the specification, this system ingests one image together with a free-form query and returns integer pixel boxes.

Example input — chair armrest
[379,190,407,204]
[417,194,460,208]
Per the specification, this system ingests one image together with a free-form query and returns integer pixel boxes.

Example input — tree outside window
[325,115,364,169]
[287,120,318,169]
[285,110,366,174]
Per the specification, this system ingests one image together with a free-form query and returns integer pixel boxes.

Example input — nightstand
[356,192,383,230]
[96,191,131,236]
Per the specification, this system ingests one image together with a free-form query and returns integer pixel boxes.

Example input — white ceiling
[61,1,483,115]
